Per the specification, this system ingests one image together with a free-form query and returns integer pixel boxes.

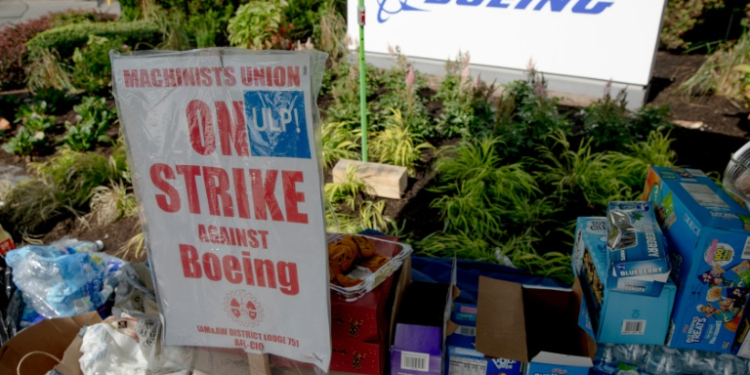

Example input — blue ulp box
[573,217,676,345]
[644,167,750,353]
[446,303,524,375]
[606,202,671,297]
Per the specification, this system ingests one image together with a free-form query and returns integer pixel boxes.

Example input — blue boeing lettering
[376,0,614,23]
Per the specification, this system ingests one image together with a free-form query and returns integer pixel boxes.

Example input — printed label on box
[401,351,430,372]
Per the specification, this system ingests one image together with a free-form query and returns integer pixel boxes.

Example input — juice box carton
[643,166,750,353]
[446,303,524,375]
[605,202,671,296]
[573,217,676,345]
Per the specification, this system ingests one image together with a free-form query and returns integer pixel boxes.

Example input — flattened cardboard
[475,277,527,362]
[0,312,102,375]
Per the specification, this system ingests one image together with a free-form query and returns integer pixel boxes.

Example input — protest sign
[111,49,331,371]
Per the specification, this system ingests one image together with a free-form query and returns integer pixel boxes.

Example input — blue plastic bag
[5,242,124,319]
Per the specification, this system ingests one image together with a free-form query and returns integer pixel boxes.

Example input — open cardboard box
[0,311,102,375]
[472,276,596,375]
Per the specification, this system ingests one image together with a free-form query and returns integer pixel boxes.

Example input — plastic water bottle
[646,347,683,375]
[55,239,104,254]
[715,354,747,375]
[680,349,708,374]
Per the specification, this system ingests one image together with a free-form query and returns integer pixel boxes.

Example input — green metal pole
[358,2,368,162]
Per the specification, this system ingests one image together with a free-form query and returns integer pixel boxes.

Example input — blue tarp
[359,229,570,305]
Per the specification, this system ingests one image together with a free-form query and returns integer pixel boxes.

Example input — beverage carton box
[446,303,524,375]
[606,202,671,296]
[643,167,750,353]
[573,217,676,345]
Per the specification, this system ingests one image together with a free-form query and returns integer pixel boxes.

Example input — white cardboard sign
[111,50,331,371]
[348,0,666,86]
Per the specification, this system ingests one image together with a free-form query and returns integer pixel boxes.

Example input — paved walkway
[0,0,120,28]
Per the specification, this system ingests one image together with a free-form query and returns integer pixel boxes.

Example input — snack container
[644,167,750,353]
[328,234,412,301]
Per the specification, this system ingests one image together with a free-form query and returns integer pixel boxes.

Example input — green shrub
[30,149,128,208]
[2,127,47,156]
[228,0,289,50]
[371,109,432,176]
[26,21,161,60]
[682,33,750,102]
[321,120,359,168]
[63,97,116,151]
[188,9,231,48]
[660,0,723,50]
[577,89,672,151]
[71,36,128,93]
[494,73,571,160]
[434,52,498,138]
[311,0,348,61]
[49,9,117,28]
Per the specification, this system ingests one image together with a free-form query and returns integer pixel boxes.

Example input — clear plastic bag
[5,240,123,319]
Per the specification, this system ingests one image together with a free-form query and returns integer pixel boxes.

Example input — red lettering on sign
[203,166,234,217]
[150,163,180,212]
[180,244,202,278]
[223,255,242,284]
[224,66,237,86]
[232,168,251,219]
[203,252,222,281]
[176,165,202,214]
[282,171,308,224]
[250,169,284,222]
[216,101,249,156]
[186,100,216,155]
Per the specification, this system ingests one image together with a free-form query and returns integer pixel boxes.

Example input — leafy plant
[29,149,128,208]
[188,9,228,48]
[0,179,68,236]
[322,121,359,168]
[71,35,128,93]
[680,33,750,102]
[63,96,116,151]
[49,9,116,28]
[371,109,432,176]
[494,71,571,160]
[660,0,724,50]
[228,0,290,50]
[15,101,56,132]
[358,200,391,231]
[90,183,138,225]
[434,52,497,138]
[118,231,146,261]
[2,127,47,156]
[0,15,53,91]
[312,0,348,62]
[325,165,369,210]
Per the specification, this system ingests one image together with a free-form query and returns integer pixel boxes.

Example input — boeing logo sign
[377,0,614,23]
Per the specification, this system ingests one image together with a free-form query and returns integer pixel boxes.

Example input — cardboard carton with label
[643,167,750,353]
[573,217,676,345]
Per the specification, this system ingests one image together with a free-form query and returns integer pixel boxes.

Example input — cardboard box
[573,217,676,345]
[390,281,452,375]
[605,202,671,296]
[0,312,102,375]
[643,166,750,353]
[446,303,524,375]
[471,276,595,375]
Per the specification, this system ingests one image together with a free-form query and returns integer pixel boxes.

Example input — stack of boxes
[573,213,677,345]
[643,167,750,353]
[574,166,750,354]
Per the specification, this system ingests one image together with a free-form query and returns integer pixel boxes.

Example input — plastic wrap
[5,241,123,319]
[111,48,331,373]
